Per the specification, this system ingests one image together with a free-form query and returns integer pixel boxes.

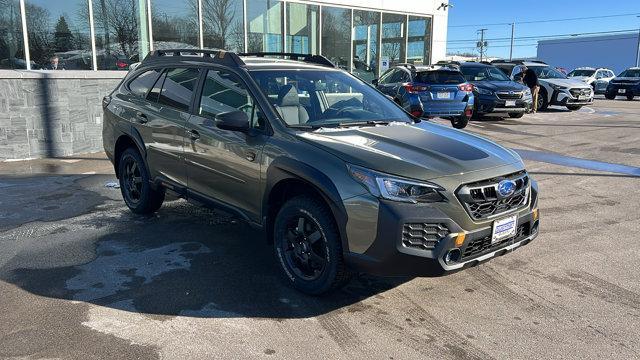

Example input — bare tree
[201,0,241,50]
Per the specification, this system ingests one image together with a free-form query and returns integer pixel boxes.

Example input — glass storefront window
[93,0,150,70]
[25,0,93,70]
[407,15,431,65]
[202,0,244,52]
[285,2,318,54]
[150,0,199,50]
[246,0,282,52]
[0,0,25,69]
[352,10,379,82]
[381,13,406,69]
[320,6,350,70]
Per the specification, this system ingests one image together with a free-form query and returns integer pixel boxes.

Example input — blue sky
[446,0,640,59]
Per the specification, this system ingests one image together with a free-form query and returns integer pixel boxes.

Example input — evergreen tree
[53,16,74,52]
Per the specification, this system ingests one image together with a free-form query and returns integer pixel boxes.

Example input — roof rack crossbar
[238,52,336,68]
[142,48,245,67]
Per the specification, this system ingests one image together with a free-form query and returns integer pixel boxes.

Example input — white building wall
[537,33,639,75]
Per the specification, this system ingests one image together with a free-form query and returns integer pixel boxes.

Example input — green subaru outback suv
[103,49,540,295]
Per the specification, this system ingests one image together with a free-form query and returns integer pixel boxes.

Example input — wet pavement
[1,99,639,359]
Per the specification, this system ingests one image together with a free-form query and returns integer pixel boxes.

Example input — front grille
[496,91,523,100]
[569,88,592,97]
[402,223,450,250]
[456,171,529,220]
[462,223,530,259]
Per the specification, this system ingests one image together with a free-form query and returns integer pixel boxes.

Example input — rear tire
[627,94,634,101]
[118,147,165,214]
[605,92,616,100]
[508,112,524,119]
[273,196,351,295]
[451,116,469,129]
[566,105,582,111]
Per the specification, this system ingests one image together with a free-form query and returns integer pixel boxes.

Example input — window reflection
[286,2,318,54]
[381,13,406,68]
[407,15,431,65]
[151,0,199,49]
[202,0,244,52]
[25,0,93,70]
[352,10,379,82]
[321,6,350,70]
[93,0,150,70]
[247,0,282,52]
[0,0,25,69]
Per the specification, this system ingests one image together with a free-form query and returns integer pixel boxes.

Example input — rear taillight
[465,107,473,117]
[410,110,423,117]
[458,83,474,92]
[403,83,429,93]
[116,60,128,69]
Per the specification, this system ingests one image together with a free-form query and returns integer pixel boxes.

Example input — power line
[449,12,640,28]
[445,28,638,43]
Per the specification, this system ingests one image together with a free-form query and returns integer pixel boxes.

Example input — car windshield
[248,69,412,128]
[461,66,511,81]
[415,70,466,84]
[530,66,567,79]
[618,69,640,78]
[568,69,595,77]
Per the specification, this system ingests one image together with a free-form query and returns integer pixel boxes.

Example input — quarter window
[129,69,161,98]
[157,68,201,112]
[199,70,265,130]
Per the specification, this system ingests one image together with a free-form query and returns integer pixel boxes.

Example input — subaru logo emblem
[509,91,514,95]
[497,180,516,197]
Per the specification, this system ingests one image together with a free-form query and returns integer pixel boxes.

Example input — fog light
[454,232,466,247]
[533,208,539,221]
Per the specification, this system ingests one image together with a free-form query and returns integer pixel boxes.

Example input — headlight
[549,84,568,91]
[348,164,446,203]
[476,87,493,96]
[524,88,532,96]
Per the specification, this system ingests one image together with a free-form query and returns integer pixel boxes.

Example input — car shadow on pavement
[0,175,410,319]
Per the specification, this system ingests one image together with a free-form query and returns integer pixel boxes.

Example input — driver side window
[199,69,265,130]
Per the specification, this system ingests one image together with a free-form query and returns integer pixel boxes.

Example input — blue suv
[373,64,474,129]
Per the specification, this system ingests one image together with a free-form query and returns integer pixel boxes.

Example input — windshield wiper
[287,124,323,130]
[331,120,392,127]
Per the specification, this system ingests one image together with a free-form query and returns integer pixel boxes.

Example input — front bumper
[345,182,540,276]
[475,94,531,115]
[550,88,594,106]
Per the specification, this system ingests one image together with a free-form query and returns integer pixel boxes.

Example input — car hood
[471,81,527,92]
[568,76,592,83]
[540,78,590,88]
[297,122,522,181]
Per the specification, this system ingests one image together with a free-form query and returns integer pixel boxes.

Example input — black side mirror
[215,110,250,132]
[371,78,379,86]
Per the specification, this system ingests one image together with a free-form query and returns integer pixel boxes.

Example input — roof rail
[238,52,336,68]
[142,48,244,67]
[396,62,417,70]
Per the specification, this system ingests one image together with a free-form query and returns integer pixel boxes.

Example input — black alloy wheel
[281,215,327,281]
[118,147,165,214]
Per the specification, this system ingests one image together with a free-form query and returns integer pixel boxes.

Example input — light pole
[636,16,640,67]
[509,22,515,61]
[477,28,487,62]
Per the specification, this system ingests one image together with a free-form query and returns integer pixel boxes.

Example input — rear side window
[416,71,465,84]
[128,69,160,97]
[157,68,201,112]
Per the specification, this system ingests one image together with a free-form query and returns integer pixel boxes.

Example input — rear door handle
[189,129,200,141]
[136,111,148,124]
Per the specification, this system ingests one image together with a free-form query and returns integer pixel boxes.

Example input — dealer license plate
[619,89,626,94]
[578,95,588,100]
[436,92,451,99]
[491,215,517,243]
[505,100,516,107]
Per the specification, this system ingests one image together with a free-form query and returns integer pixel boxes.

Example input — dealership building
[0,0,449,160]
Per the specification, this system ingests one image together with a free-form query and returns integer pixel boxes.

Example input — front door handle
[189,129,200,141]
[136,111,148,124]
[245,151,256,162]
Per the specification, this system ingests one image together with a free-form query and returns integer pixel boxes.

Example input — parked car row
[371,58,597,129]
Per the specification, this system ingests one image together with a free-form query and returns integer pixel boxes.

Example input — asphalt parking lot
[1,98,639,360]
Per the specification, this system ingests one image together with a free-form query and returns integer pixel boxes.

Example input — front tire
[566,105,582,111]
[627,94,634,101]
[537,88,549,111]
[508,112,524,118]
[273,196,351,295]
[451,115,469,129]
[118,147,165,214]
[605,92,616,100]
